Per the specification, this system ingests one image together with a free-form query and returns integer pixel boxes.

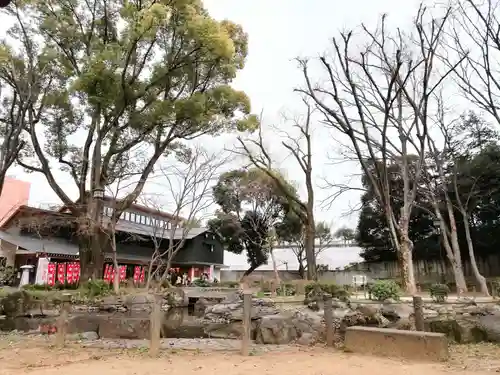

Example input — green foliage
[370,280,401,301]
[304,282,351,301]
[192,278,211,287]
[276,283,297,296]
[208,168,298,275]
[79,280,112,298]
[429,283,450,302]
[1,0,259,276]
[0,264,15,286]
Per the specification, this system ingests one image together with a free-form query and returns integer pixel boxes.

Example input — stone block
[345,326,448,362]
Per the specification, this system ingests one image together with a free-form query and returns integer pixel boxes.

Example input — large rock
[380,302,414,321]
[204,320,259,339]
[255,310,323,345]
[427,318,486,343]
[98,317,150,339]
[478,313,500,343]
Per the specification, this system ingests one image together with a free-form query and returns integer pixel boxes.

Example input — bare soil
[1,336,500,375]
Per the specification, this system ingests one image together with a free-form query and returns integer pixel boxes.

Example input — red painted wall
[0,177,31,225]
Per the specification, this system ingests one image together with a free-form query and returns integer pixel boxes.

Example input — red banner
[119,265,126,282]
[47,263,56,286]
[72,262,80,283]
[66,263,74,284]
[57,263,66,284]
[139,266,145,284]
[133,266,141,284]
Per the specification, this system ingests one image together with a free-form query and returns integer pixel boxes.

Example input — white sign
[35,257,50,285]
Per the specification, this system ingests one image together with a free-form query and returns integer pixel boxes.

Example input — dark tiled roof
[0,231,79,256]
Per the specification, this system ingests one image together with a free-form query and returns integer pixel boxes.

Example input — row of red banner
[45,263,149,286]
[46,262,81,286]
[103,264,147,284]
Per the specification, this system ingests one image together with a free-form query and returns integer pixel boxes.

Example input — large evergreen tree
[0,0,258,278]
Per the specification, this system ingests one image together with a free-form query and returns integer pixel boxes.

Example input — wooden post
[412,295,424,332]
[323,293,334,346]
[149,295,162,356]
[241,291,252,356]
[270,280,277,297]
[56,294,71,348]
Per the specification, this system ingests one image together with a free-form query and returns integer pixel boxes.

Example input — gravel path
[82,338,291,353]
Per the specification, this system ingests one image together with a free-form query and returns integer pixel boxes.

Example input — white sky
[4,0,426,232]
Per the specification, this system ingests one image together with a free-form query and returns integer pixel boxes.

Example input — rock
[124,294,154,315]
[67,315,101,334]
[255,313,299,344]
[204,320,258,339]
[254,309,324,345]
[194,298,210,317]
[203,299,278,322]
[296,332,316,346]
[427,318,486,343]
[331,299,349,309]
[478,313,500,343]
[380,303,414,321]
[1,291,37,317]
[99,296,125,312]
[456,297,477,306]
[423,308,439,318]
[67,331,99,341]
[98,317,150,339]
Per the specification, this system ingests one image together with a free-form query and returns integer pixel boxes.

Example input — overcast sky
[5,0,426,231]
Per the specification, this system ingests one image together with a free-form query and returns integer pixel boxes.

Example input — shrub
[370,280,401,301]
[192,278,211,287]
[305,282,350,301]
[429,283,449,302]
[218,281,240,288]
[79,280,112,298]
[277,283,296,296]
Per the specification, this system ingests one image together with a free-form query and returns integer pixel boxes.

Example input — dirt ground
[1,337,500,375]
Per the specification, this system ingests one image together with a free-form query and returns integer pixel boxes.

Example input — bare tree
[297,7,462,293]
[276,220,333,279]
[236,99,318,280]
[102,176,141,293]
[142,147,227,288]
[424,100,468,295]
[448,0,500,124]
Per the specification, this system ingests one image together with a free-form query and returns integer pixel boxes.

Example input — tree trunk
[304,221,317,281]
[111,235,119,294]
[434,203,467,294]
[298,262,305,280]
[462,212,489,296]
[270,249,280,285]
[399,235,416,295]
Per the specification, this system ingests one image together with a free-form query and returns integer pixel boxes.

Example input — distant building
[0,194,225,284]
[0,176,30,225]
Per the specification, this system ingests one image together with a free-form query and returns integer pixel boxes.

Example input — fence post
[323,293,334,346]
[412,295,424,332]
[149,294,162,356]
[241,291,252,356]
[56,294,71,348]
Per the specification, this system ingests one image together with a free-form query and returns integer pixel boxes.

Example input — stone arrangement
[1,289,500,346]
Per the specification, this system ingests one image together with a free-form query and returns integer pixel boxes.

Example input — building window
[130,213,136,222]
